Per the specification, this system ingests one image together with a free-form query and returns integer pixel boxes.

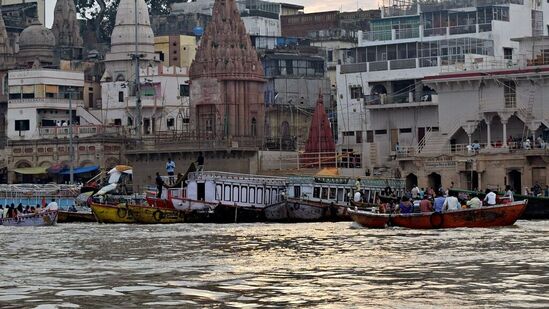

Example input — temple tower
[51,0,83,60]
[189,0,265,140]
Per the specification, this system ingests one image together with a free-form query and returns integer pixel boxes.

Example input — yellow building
[154,35,197,68]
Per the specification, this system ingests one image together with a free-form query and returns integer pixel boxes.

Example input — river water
[0,221,548,308]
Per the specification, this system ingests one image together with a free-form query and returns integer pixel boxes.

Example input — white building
[336,0,549,178]
[100,65,190,135]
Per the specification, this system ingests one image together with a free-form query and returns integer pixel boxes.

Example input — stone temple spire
[190,0,264,81]
[51,0,83,51]
[103,0,158,81]
[0,7,14,56]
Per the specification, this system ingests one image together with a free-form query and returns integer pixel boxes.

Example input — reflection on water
[0,221,548,308]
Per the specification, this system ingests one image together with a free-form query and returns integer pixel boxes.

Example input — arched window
[280,121,290,138]
[503,80,516,108]
[251,118,257,137]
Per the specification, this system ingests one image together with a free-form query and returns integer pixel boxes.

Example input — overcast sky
[45,0,380,27]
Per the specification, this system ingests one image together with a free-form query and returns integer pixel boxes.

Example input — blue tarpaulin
[59,166,99,175]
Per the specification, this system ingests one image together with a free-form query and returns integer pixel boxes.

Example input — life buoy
[153,210,164,221]
[430,212,444,229]
[117,207,127,218]
[294,203,300,210]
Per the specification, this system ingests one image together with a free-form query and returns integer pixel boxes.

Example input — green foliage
[75,0,179,42]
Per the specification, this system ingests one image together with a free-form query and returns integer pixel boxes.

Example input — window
[313,187,320,198]
[327,50,334,62]
[114,119,122,126]
[118,91,124,102]
[257,188,263,204]
[329,188,336,200]
[366,130,374,143]
[399,128,412,133]
[224,185,231,201]
[503,48,513,60]
[241,187,248,203]
[127,117,133,126]
[350,86,363,99]
[375,129,387,135]
[216,184,222,200]
[343,131,355,137]
[321,187,328,199]
[504,80,516,108]
[356,131,363,143]
[233,186,239,202]
[249,187,255,203]
[251,118,257,137]
[265,189,271,204]
[167,118,175,128]
[15,120,30,131]
[179,84,190,97]
[294,186,301,198]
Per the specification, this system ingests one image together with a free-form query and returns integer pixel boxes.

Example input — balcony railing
[39,125,124,138]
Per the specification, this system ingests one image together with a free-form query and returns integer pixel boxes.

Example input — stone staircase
[418,130,451,156]
[76,106,102,125]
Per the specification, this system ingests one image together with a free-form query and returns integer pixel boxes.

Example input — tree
[75,0,179,43]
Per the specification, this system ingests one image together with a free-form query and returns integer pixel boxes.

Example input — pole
[69,89,74,184]
[134,0,142,140]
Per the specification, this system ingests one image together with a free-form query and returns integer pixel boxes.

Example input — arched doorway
[405,173,418,191]
[428,172,442,190]
[508,170,521,194]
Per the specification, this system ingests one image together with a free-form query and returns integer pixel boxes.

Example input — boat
[450,188,548,219]
[1,210,58,227]
[282,176,404,222]
[350,201,527,229]
[58,210,96,223]
[391,201,527,229]
[348,209,390,228]
[90,202,136,224]
[178,171,288,223]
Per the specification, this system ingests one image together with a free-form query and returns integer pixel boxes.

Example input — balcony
[38,125,124,138]
[9,98,85,109]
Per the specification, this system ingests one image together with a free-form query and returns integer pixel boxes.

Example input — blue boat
[1,210,58,227]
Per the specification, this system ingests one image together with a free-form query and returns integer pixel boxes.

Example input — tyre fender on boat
[117,207,127,218]
[294,203,300,210]
[153,210,164,221]
[430,212,444,229]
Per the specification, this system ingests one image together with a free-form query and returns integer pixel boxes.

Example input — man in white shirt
[45,199,59,211]
[484,189,497,206]
[353,191,362,203]
[411,185,420,199]
[443,194,460,211]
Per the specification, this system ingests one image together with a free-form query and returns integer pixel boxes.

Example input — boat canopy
[60,166,99,175]
[13,167,48,175]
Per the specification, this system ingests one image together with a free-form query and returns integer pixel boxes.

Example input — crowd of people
[0,199,59,220]
[375,184,502,214]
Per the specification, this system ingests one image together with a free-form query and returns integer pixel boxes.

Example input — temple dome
[110,0,155,55]
[19,21,56,50]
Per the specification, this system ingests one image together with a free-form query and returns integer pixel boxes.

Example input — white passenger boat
[1,210,58,227]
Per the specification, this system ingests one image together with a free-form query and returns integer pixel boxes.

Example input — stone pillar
[498,112,512,148]
[484,114,494,148]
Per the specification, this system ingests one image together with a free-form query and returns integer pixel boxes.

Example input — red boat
[349,209,390,228]
[350,200,527,229]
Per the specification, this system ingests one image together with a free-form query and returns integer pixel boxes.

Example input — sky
[44,0,380,27]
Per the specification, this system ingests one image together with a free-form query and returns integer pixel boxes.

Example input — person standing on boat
[155,172,165,198]
[0,205,3,219]
[166,158,176,185]
[411,185,420,199]
[483,189,497,206]
[196,152,205,171]
[419,195,433,213]
[354,178,361,192]
[504,185,514,202]
[45,199,58,211]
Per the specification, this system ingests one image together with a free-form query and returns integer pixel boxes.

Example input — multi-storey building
[337,0,549,182]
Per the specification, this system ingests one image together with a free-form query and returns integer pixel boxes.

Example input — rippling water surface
[0,221,548,308]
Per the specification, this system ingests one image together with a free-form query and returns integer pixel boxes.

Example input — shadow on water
[0,221,548,308]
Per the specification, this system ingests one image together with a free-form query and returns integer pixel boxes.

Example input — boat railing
[188,171,287,184]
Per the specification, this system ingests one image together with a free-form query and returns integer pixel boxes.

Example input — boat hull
[450,188,548,219]
[264,202,288,221]
[348,210,390,228]
[1,210,58,227]
[58,211,96,223]
[285,199,346,222]
[90,203,135,224]
[212,203,266,223]
[391,201,527,229]
[128,205,186,224]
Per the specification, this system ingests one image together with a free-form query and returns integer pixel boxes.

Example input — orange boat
[350,200,527,229]
[349,209,390,228]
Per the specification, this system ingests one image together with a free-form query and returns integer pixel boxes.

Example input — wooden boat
[390,201,527,229]
[450,188,548,219]
[1,210,58,227]
[348,209,390,228]
[90,203,136,224]
[58,211,96,223]
[284,198,341,222]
